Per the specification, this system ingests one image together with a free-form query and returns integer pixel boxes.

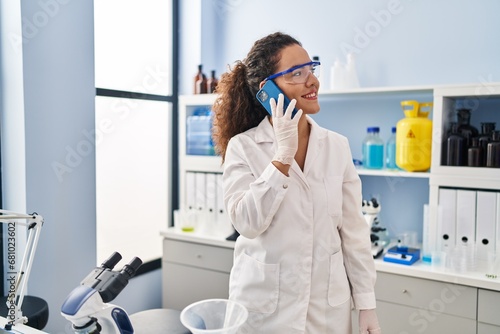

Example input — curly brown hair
[212,32,301,162]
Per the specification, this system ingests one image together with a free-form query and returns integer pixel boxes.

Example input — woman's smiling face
[271,44,321,115]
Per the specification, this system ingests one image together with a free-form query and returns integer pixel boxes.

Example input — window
[94,0,178,269]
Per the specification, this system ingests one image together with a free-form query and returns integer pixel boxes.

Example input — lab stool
[0,295,49,330]
[129,308,191,334]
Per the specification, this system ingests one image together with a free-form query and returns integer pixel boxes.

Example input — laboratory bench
[161,228,500,334]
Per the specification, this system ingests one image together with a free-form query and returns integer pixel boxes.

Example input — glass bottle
[467,137,482,167]
[362,127,384,169]
[386,126,398,169]
[206,70,218,94]
[193,64,205,94]
[478,122,496,166]
[486,130,500,168]
[456,108,478,147]
[446,122,466,166]
[196,73,208,94]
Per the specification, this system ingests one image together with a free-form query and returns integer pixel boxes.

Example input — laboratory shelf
[357,168,430,178]
[183,155,223,173]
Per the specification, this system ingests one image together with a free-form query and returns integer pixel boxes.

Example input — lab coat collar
[255,115,328,178]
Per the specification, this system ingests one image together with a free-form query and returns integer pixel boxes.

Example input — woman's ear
[259,80,266,89]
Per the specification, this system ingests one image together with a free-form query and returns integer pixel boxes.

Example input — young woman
[212,32,381,334]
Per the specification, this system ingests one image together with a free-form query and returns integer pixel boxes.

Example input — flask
[396,101,433,172]
[193,64,204,94]
[486,130,500,168]
[478,122,496,166]
[456,108,479,147]
[386,126,398,169]
[362,127,384,169]
[206,70,219,94]
[446,122,466,166]
[467,137,482,167]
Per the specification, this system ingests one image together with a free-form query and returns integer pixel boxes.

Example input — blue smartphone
[256,80,299,118]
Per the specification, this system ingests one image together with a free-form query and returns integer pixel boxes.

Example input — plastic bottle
[478,122,496,166]
[362,127,384,169]
[330,58,345,91]
[446,122,466,166]
[467,137,482,167]
[486,130,500,168]
[345,53,360,89]
[386,126,398,169]
[456,108,478,147]
[396,100,433,172]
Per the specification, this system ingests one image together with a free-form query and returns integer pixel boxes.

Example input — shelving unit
[178,83,500,231]
[178,88,433,213]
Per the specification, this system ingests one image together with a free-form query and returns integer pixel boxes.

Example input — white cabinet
[161,233,234,310]
[478,288,500,332]
[375,272,477,333]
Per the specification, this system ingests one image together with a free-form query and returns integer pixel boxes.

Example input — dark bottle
[446,122,466,166]
[456,108,479,147]
[206,70,218,94]
[195,73,208,94]
[467,137,482,167]
[193,64,205,94]
[486,130,500,168]
[478,122,496,166]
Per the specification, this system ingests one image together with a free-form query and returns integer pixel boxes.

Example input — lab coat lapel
[256,116,321,186]
[302,117,327,177]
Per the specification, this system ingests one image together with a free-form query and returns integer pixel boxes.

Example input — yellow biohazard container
[396,100,433,172]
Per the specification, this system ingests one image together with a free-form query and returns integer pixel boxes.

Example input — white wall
[181,0,500,94]
[17,1,97,332]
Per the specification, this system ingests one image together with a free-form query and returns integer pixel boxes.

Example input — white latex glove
[359,309,381,334]
[269,94,303,166]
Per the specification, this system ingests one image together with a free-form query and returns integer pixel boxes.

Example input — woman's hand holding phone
[270,94,303,166]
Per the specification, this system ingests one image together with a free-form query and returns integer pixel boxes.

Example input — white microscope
[362,198,387,258]
[61,252,142,333]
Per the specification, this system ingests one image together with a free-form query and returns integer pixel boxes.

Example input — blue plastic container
[186,108,215,156]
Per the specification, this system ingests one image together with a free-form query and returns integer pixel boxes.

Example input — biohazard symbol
[406,130,416,139]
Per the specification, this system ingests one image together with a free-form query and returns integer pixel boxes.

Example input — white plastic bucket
[180,299,248,334]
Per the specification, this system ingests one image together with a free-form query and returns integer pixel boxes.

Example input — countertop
[161,228,500,291]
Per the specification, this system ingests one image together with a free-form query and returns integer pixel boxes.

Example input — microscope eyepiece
[120,257,143,279]
[101,252,122,270]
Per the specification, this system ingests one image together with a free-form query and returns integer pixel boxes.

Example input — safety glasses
[264,61,321,84]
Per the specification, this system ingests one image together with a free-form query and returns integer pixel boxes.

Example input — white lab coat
[223,116,377,334]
